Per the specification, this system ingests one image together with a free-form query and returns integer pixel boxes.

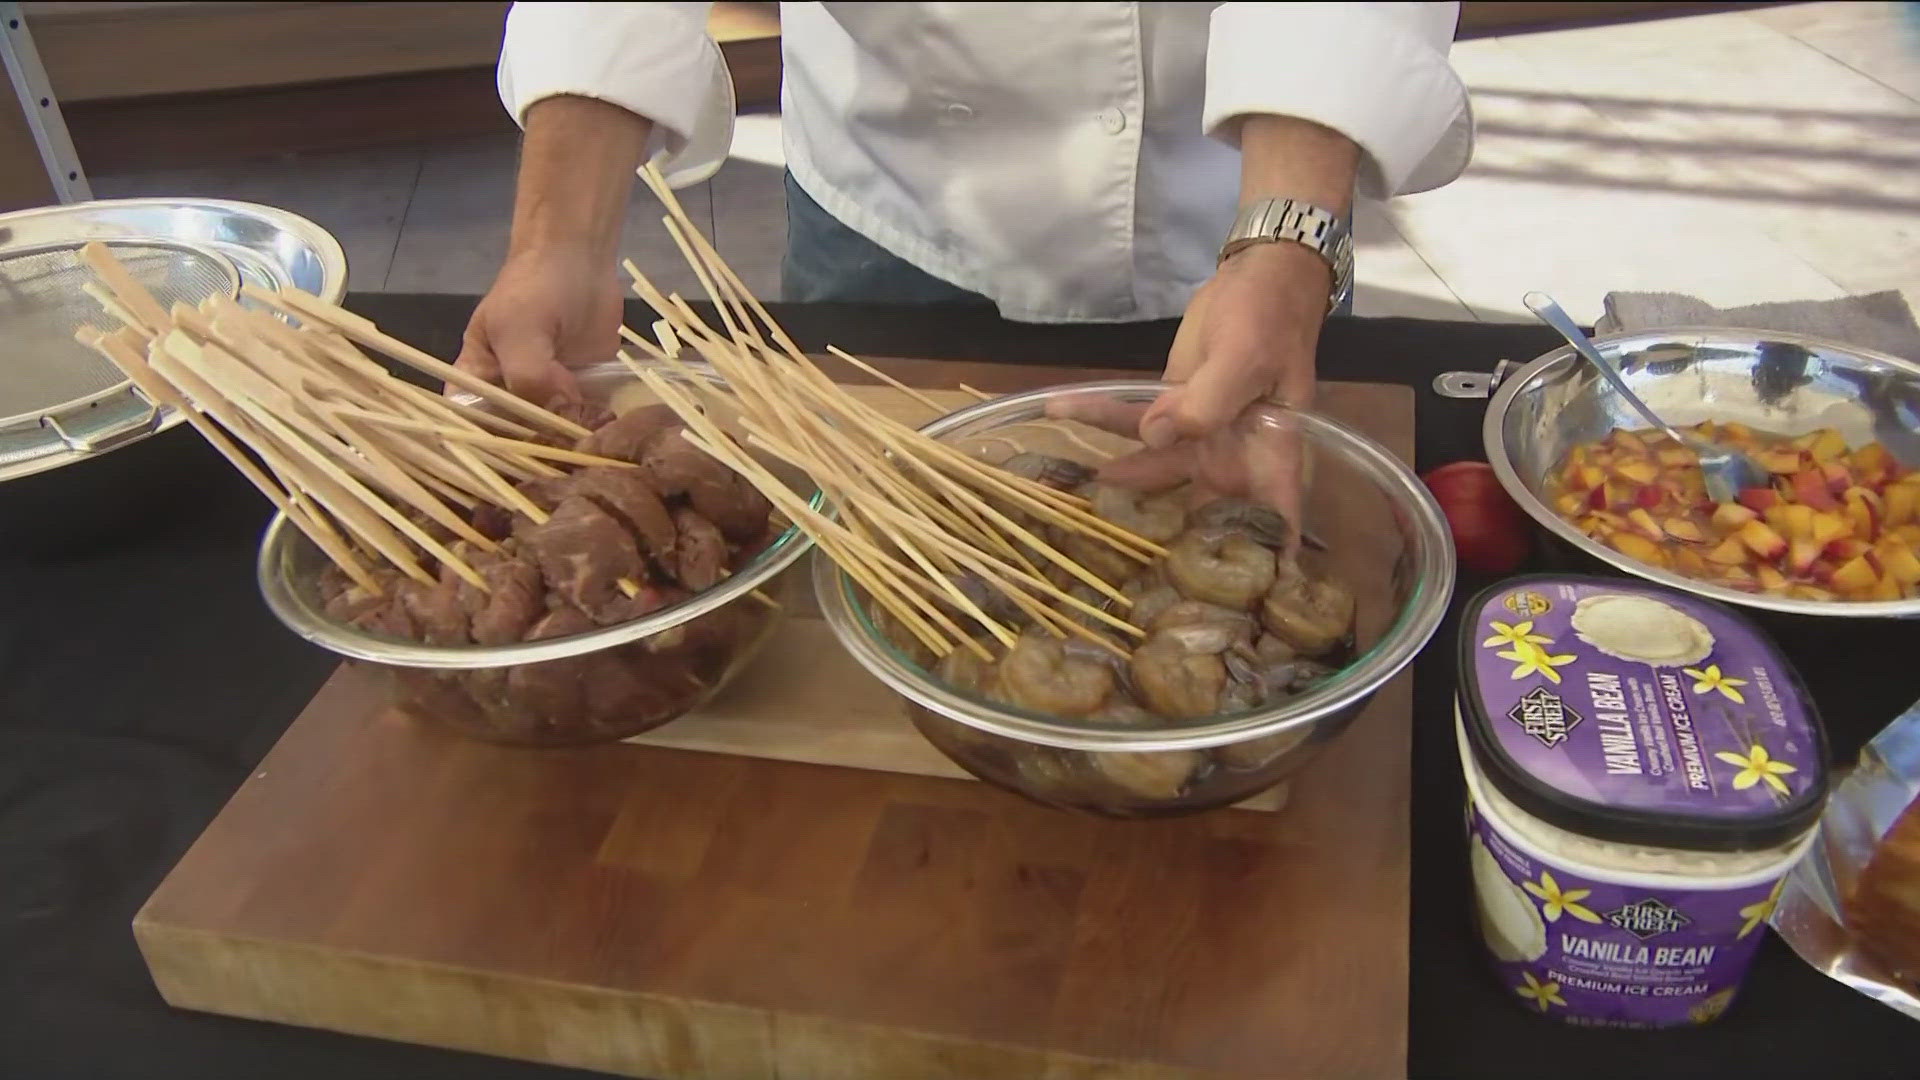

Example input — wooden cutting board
[134,360,1418,1080]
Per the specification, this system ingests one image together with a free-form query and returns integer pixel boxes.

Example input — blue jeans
[779,170,1353,316]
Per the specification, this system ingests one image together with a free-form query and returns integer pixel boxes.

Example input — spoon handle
[1523,291,1689,445]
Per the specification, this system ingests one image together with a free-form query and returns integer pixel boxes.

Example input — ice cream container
[1456,574,1830,1029]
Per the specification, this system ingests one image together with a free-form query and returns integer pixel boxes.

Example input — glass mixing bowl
[814,381,1455,816]
[257,360,818,747]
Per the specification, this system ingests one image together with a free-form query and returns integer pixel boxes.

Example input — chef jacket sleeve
[498,1,734,187]
[1203,2,1473,198]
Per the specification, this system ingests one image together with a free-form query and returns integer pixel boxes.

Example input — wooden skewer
[957,383,992,402]
[324,406,641,470]
[825,346,945,413]
[82,328,384,595]
[240,285,591,439]
[145,341,438,587]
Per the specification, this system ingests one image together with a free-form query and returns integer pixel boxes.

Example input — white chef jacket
[499,2,1472,323]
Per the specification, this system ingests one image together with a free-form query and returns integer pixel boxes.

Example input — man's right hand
[452,94,654,405]
[455,243,622,407]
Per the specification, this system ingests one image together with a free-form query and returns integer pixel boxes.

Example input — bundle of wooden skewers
[612,165,1162,662]
[71,242,639,601]
[69,166,1161,665]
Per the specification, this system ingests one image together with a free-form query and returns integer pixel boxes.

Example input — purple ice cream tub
[1455,574,1830,1029]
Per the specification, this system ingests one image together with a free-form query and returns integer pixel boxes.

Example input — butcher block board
[134,360,1418,1080]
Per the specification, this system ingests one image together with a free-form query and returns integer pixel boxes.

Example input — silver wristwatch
[1218,197,1354,312]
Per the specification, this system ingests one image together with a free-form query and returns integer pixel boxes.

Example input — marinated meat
[399,566,470,646]
[550,400,617,432]
[577,404,679,464]
[459,548,545,645]
[506,607,595,721]
[641,432,771,542]
[570,465,677,558]
[670,507,728,591]
[518,495,649,622]
[470,503,515,541]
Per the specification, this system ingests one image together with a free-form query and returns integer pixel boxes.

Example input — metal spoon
[1524,291,1766,504]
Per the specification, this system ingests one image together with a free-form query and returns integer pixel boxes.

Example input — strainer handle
[41,386,162,454]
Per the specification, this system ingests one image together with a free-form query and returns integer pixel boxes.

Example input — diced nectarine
[1844,487,1881,537]
[1663,518,1706,543]
[1616,459,1658,485]
[1789,584,1836,602]
[1757,449,1804,474]
[1612,429,1649,455]
[1577,515,1611,538]
[1609,532,1667,567]
[1855,442,1892,475]
[1897,525,1920,546]
[1555,492,1586,517]
[1809,511,1851,546]
[1739,488,1780,512]
[1573,464,1606,492]
[1807,429,1849,463]
[1635,484,1665,509]
[1791,470,1838,511]
[1722,421,1754,442]
[1825,538,1873,562]
[1787,537,1823,577]
[1657,446,1695,468]
[1756,564,1790,592]
[1878,540,1920,587]
[1705,537,1751,566]
[1721,566,1758,590]
[1712,503,1758,530]
[1737,520,1788,560]
[1832,554,1879,593]
[1887,483,1918,528]
[1871,573,1904,602]
[1673,548,1710,576]
[1821,462,1854,494]
[1626,508,1664,542]
[1779,503,1817,542]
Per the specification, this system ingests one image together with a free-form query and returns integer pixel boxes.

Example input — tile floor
[87,3,1920,327]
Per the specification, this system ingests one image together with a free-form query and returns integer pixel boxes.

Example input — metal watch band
[1218,197,1354,312]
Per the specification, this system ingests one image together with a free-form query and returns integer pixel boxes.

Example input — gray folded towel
[1594,291,1920,361]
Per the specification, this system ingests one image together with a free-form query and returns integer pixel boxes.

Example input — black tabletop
[3,295,1915,1080]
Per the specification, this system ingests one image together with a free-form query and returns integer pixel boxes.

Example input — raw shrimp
[1128,637,1228,719]
[1164,525,1278,610]
[1085,482,1187,543]
[1003,452,1095,491]
[1121,581,1182,630]
[1261,561,1356,656]
[994,631,1115,717]
[937,645,1001,696]
[1189,499,1294,550]
[1092,748,1206,801]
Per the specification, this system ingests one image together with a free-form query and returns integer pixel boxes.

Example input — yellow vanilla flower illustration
[1516,970,1568,1012]
[1713,743,1798,796]
[1483,620,1553,651]
[1523,870,1602,924]
[1739,877,1788,939]
[1498,641,1577,684]
[1682,663,1748,704]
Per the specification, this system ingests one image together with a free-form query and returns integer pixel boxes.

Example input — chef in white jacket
[460,2,1470,458]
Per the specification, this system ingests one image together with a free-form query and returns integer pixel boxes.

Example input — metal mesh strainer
[0,239,239,467]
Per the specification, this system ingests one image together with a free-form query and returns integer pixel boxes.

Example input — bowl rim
[255,360,820,669]
[1484,325,1920,620]
[813,379,1457,753]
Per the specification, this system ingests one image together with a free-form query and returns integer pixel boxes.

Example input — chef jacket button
[1098,107,1127,134]
[945,102,974,121]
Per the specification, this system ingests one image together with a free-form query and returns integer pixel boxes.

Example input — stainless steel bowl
[815,381,1455,816]
[1484,327,1920,620]
[257,360,820,745]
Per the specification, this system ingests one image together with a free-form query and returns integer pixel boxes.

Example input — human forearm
[509,95,654,259]
[1237,113,1359,215]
